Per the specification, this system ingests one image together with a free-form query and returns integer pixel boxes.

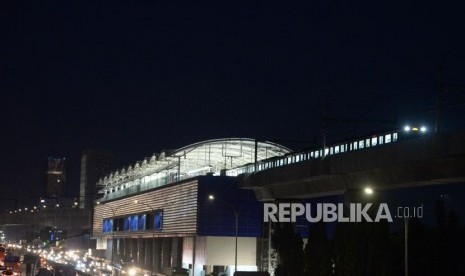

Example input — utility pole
[405,217,409,276]
[254,138,258,172]
[322,97,328,158]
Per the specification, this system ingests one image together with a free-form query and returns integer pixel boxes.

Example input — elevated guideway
[237,132,465,200]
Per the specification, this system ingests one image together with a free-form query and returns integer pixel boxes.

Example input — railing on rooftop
[225,131,400,176]
[100,131,408,200]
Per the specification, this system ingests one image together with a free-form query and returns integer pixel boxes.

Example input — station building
[92,138,290,276]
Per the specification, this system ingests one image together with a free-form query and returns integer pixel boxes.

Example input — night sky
[1,1,465,207]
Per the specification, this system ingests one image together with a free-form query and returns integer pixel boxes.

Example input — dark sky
[1,1,465,205]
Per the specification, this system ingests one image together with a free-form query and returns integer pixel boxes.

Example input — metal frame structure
[98,138,291,200]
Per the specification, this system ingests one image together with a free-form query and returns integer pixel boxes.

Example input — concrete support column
[170,238,179,268]
[144,238,150,268]
[161,238,171,269]
[154,238,162,272]
[124,238,130,260]
[137,238,143,264]
[131,238,138,259]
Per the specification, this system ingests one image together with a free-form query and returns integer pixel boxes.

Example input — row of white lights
[27,246,111,275]
[8,202,79,214]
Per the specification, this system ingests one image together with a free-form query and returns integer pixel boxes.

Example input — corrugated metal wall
[93,179,199,239]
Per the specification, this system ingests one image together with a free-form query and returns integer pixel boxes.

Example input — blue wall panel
[198,176,262,237]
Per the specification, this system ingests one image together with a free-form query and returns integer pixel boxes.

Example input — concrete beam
[239,132,465,200]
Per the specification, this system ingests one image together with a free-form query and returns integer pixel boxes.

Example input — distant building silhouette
[79,150,113,210]
[46,157,67,198]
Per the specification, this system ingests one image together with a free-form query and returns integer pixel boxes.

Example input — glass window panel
[154,210,163,230]
[103,219,108,232]
[138,214,146,230]
[130,215,139,231]
[124,217,131,231]
[385,134,392,143]
[372,137,377,146]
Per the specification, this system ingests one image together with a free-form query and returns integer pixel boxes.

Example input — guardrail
[226,131,401,176]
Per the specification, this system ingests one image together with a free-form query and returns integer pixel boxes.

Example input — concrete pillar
[154,238,162,272]
[124,238,130,260]
[131,238,138,259]
[161,238,171,269]
[144,238,150,268]
[171,238,178,268]
[137,238,143,264]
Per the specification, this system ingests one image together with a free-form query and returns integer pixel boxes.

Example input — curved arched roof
[99,138,291,189]
[170,138,292,176]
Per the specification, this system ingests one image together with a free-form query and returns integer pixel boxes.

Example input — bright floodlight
[364,187,374,195]
[420,126,427,133]
[134,200,139,204]
[128,268,136,276]
[208,194,215,200]
[404,125,411,132]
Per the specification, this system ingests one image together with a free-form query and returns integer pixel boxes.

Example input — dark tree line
[271,200,465,276]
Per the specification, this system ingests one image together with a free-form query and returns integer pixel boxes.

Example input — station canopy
[171,138,291,175]
[99,138,292,189]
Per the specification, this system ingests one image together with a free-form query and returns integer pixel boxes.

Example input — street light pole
[96,202,121,272]
[234,208,238,274]
[405,217,408,276]
[351,187,410,276]
[208,194,239,274]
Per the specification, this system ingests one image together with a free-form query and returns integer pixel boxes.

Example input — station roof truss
[98,138,291,192]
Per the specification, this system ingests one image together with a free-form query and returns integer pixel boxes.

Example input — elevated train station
[93,139,290,276]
